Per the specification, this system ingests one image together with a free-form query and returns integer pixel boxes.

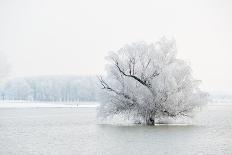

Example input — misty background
[0,0,232,101]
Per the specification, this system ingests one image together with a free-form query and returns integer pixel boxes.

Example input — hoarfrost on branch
[98,38,208,125]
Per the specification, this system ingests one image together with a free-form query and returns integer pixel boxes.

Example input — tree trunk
[146,117,155,125]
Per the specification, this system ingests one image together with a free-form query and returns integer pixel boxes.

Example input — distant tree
[98,38,208,125]
[0,52,9,100]
[3,79,32,100]
[0,76,98,101]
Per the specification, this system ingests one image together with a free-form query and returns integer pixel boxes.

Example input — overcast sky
[0,0,232,93]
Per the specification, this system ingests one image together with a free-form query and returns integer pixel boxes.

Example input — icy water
[0,105,232,155]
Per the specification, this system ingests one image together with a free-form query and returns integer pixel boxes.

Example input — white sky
[0,0,232,93]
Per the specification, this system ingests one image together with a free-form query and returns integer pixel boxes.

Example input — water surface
[0,105,232,154]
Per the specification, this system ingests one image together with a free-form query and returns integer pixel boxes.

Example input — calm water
[0,105,232,155]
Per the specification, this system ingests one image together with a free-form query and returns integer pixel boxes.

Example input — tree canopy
[98,38,208,125]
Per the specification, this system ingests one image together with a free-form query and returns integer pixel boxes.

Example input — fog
[0,0,232,93]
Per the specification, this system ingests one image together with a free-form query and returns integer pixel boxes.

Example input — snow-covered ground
[0,100,99,108]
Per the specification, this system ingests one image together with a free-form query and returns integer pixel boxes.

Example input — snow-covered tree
[0,76,98,101]
[0,52,9,100]
[98,38,208,125]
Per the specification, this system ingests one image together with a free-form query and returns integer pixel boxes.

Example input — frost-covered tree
[0,76,98,101]
[0,51,9,100]
[98,38,208,125]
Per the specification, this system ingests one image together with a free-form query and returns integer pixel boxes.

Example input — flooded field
[0,104,232,155]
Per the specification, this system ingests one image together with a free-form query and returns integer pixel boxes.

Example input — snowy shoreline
[0,101,99,108]
[0,101,231,108]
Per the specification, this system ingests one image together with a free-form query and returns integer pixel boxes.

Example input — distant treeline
[0,76,99,101]
[209,94,232,103]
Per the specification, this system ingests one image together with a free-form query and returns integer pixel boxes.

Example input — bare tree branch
[98,76,130,100]
[113,60,150,88]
